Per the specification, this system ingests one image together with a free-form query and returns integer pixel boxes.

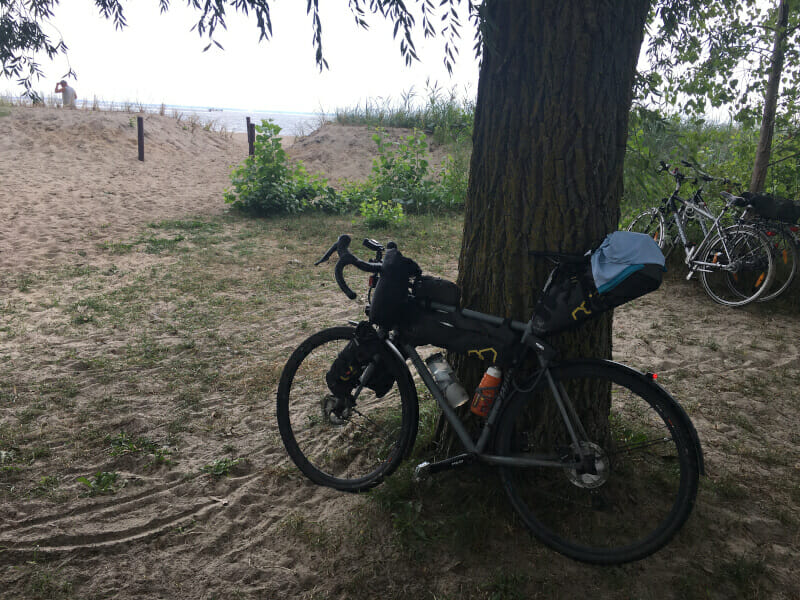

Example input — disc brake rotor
[565,442,610,489]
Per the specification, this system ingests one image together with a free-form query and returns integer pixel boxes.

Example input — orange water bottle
[470,366,502,417]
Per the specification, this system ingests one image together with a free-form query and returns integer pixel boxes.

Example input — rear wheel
[699,226,774,306]
[495,360,700,564]
[755,224,797,302]
[628,209,667,249]
[276,326,418,492]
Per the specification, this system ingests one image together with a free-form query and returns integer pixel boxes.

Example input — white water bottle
[425,353,469,408]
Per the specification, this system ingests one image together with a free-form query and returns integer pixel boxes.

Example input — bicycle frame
[376,303,589,471]
[662,179,745,275]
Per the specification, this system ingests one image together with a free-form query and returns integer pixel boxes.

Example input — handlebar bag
[369,247,422,327]
[532,231,665,336]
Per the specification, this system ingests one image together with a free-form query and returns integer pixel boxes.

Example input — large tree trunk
[750,0,790,194]
[436,0,649,455]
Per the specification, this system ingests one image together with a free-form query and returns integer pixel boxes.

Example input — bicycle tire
[495,360,700,564]
[699,225,775,307]
[627,208,667,249]
[755,224,798,302]
[276,326,418,492]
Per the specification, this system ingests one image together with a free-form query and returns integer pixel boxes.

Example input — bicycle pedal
[413,461,431,482]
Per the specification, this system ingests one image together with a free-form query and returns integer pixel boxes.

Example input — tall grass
[336,90,800,222]
[335,80,474,146]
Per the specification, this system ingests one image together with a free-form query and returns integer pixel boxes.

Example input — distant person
[55,80,77,108]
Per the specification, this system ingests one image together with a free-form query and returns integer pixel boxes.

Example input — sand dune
[1,107,248,271]
[0,108,448,272]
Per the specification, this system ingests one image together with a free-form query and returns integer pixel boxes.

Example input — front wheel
[276,326,418,492]
[495,361,700,564]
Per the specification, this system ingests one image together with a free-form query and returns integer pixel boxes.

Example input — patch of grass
[16,272,36,292]
[201,457,241,478]
[480,570,532,600]
[148,219,222,233]
[97,240,136,254]
[277,512,338,550]
[105,432,172,466]
[29,475,60,498]
[705,473,749,501]
[718,555,767,596]
[141,234,186,254]
[24,568,75,600]
[76,471,120,495]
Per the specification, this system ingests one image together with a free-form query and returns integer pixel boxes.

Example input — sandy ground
[0,107,798,599]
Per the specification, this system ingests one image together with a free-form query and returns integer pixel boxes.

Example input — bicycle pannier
[326,323,395,398]
[532,231,666,336]
[743,192,800,224]
[401,306,519,366]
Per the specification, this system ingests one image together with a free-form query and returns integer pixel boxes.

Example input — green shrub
[358,197,406,228]
[224,120,332,216]
[436,151,469,210]
[369,128,463,213]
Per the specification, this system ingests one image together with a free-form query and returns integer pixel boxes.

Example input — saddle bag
[531,231,666,336]
[743,192,800,224]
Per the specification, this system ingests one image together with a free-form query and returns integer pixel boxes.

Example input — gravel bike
[627,161,775,306]
[276,234,704,564]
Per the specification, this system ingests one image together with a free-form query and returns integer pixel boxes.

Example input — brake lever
[315,241,338,266]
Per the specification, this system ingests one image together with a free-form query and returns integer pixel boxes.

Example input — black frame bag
[400,306,519,366]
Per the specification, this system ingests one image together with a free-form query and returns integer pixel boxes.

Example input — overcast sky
[30,1,480,113]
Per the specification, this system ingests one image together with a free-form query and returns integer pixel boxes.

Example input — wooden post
[246,117,252,154]
[247,122,256,156]
[137,116,144,162]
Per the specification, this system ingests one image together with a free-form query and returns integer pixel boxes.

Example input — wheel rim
[281,332,408,487]
[628,209,666,250]
[498,365,695,563]
[757,226,797,302]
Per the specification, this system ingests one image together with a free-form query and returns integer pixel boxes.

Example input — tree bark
[436,0,650,455]
[750,0,790,194]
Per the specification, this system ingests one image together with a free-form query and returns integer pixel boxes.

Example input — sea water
[4,94,329,133]
[166,105,328,135]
